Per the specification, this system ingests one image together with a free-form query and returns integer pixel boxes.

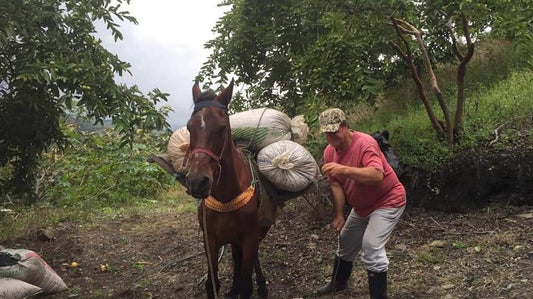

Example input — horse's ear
[215,79,234,107]
[192,81,202,104]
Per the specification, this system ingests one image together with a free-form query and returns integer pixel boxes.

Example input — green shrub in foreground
[39,125,174,209]
[353,69,533,172]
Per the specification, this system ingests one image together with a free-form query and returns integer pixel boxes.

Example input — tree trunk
[452,14,475,135]
[390,18,445,137]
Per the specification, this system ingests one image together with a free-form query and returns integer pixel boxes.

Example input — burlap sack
[166,126,190,174]
[257,140,319,192]
[230,108,292,151]
[290,115,309,144]
[0,278,43,299]
[0,249,67,294]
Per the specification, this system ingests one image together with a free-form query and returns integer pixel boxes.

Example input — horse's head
[185,80,234,199]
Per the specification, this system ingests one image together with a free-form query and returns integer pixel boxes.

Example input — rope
[202,202,218,299]
[246,107,269,150]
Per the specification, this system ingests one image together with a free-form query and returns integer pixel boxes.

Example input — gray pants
[337,206,405,272]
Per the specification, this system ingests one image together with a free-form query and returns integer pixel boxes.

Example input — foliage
[35,125,174,209]
[201,0,407,119]
[201,0,531,120]
[353,66,533,171]
[0,0,172,199]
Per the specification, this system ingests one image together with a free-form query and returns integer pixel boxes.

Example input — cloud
[96,1,227,129]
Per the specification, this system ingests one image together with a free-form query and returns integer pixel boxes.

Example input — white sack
[0,278,43,299]
[230,108,292,151]
[166,126,190,174]
[290,115,309,144]
[257,140,319,192]
[0,249,68,294]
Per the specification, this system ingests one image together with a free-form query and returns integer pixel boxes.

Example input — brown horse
[185,80,270,299]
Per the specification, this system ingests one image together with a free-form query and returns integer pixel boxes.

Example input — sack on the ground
[371,130,404,177]
[257,140,319,192]
[230,108,292,151]
[0,278,43,299]
[0,249,68,294]
[167,126,190,174]
[290,115,309,144]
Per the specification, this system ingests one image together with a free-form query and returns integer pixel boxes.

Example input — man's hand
[322,162,345,177]
[332,214,345,232]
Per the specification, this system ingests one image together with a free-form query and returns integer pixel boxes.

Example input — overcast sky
[97,1,228,129]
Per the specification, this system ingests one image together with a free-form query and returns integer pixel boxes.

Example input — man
[316,108,406,298]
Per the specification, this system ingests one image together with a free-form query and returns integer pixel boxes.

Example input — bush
[37,125,174,209]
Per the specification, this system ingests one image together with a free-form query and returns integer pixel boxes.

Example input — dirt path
[4,199,532,298]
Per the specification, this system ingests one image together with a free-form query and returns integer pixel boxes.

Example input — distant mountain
[66,114,113,132]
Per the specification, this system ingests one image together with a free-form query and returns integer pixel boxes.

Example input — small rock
[310,234,320,240]
[513,245,523,251]
[516,213,533,220]
[433,265,441,270]
[430,240,446,248]
[395,243,407,251]
[442,284,455,290]
[38,228,55,241]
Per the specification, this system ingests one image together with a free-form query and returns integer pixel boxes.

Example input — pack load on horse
[152,91,320,212]
[148,80,319,299]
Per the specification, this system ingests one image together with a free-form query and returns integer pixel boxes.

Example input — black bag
[371,130,404,177]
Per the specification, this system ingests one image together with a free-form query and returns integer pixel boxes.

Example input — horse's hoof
[224,289,238,299]
[257,286,268,298]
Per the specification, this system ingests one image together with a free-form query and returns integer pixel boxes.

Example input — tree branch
[454,13,475,134]
[390,17,444,136]
[446,16,464,61]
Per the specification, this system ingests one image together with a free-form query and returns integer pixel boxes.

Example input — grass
[0,185,194,242]
[351,52,533,171]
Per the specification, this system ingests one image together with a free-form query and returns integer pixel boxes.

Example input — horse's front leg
[239,239,259,299]
[224,244,242,298]
[204,241,221,299]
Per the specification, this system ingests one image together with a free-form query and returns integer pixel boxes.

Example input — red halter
[183,101,230,185]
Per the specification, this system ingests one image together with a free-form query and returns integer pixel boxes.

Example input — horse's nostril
[200,176,210,189]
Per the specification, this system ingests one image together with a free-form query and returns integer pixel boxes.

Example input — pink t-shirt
[323,131,406,217]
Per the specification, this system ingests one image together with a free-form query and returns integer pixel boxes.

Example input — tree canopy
[0,0,171,199]
[200,0,532,122]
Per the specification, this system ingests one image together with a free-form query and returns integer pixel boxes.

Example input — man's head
[319,108,351,150]
[319,108,346,133]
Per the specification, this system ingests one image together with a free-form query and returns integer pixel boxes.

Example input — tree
[200,0,531,138]
[389,0,530,144]
[0,0,171,200]
[200,0,406,119]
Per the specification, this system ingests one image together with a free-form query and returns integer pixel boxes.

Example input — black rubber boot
[315,256,353,296]
[368,270,387,299]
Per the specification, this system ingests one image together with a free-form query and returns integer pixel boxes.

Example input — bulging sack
[290,115,309,144]
[230,108,292,151]
[167,126,190,174]
[0,278,43,299]
[0,249,68,294]
[257,140,319,192]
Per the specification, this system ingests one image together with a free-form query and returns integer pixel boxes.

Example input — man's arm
[322,163,383,184]
[330,182,346,232]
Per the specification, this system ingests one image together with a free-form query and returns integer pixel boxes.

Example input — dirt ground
[3,193,532,299]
